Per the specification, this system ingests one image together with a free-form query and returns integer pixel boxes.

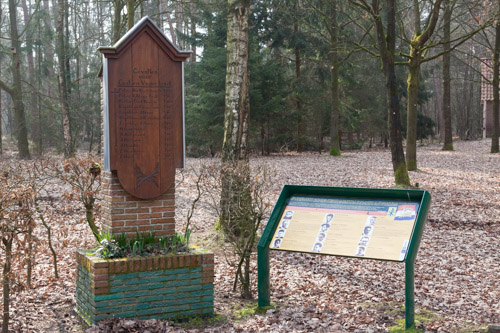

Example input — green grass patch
[388,308,440,332]
[329,147,341,156]
[233,301,277,320]
[234,301,259,320]
[179,313,226,329]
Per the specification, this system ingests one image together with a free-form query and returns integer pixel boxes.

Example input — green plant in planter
[93,230,190,259]
[114,233,128,248]
[132,239,145,256]
[95,228,123,259]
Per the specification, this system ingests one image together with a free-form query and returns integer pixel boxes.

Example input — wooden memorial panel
[100,18,190,199]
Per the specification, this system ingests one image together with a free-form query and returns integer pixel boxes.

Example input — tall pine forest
[0,0,498,159]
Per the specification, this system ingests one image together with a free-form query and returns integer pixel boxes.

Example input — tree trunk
[219,0,251,241]
[36,23,43,155]
[405,0,443,162]
[406,60,419,170]
[329,0,341,156]
[165,1,177,45]
[26,224,33,288]
[432,69,443,140]
[221,0,250,163]
[190,2,197,63]
[492,9,500,153]
[42,0,56,108]
[127,0,135,29]
[295,19,303,153]
[2,237,13,333]
[21,0,39,155]
[176,0,184,49]
[442,0,453,150]
[8,0,31,159]
[0,3,2,155]
[0,72,2,156]
[112,0,125,44]
[86,203,100,241]
[56,0,73,158]
[373,0,410,186]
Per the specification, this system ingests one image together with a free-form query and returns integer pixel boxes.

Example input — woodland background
[1,0,500,332]
[0,0,498,158]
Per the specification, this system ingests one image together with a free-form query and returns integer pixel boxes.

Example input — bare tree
[0,0,31,159]
[354,0,410,186]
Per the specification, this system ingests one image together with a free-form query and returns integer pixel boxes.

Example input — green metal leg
[405,260,415,329]
[257,246,270,307]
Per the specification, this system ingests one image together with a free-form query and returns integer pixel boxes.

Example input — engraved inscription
[161,85,175,158]
[114,77,174,161]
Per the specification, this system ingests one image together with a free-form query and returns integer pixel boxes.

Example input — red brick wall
[101,170,176,238]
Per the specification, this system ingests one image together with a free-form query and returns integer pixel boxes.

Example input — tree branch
[0,79,13,96]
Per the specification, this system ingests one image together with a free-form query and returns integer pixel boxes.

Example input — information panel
[269,195,419,261]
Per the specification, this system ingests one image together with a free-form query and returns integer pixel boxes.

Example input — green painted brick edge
[191,302,214,310]
[138,270,164,277]
[76,250,215,325]
[94,293,123,301]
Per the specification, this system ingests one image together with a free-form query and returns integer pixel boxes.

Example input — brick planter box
[75,249,214,325]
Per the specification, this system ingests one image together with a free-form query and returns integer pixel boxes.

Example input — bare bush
[195,161,273,298]
[52,155,102,241]
[0,163,34,333]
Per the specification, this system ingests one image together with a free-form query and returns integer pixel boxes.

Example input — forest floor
[1,139,499,332]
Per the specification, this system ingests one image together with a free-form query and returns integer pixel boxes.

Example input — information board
[269,195,419,261]
[258,185,431,329]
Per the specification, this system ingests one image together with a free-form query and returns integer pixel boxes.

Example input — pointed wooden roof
[98,16,191,61]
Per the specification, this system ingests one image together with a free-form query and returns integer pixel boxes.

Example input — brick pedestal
[76,250,214,325]
[101,171,175,238]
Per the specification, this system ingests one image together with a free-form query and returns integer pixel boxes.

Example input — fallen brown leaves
[1,139,499,332]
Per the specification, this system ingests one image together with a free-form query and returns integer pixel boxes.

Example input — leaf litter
[1,139,499,332]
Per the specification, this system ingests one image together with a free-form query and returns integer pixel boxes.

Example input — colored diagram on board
[269,195,420,261]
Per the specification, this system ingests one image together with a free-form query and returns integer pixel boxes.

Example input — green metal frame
[257,185,431,329]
